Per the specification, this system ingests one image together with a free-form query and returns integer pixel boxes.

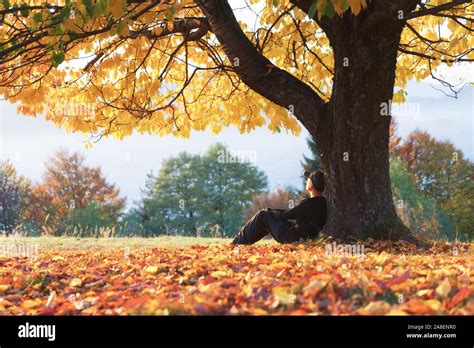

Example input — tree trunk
[313,14,416,242]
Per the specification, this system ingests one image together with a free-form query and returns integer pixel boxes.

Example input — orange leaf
[387,271,410,287]
[449,288,471,308]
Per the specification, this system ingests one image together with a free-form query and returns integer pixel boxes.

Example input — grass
[0,235,278,252]
[0,235,240,250]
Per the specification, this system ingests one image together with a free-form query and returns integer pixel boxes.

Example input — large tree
[0,0,472,241]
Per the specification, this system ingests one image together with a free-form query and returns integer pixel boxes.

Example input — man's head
[304,170,325,194]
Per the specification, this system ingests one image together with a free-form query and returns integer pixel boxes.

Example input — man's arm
[273,200,307,221]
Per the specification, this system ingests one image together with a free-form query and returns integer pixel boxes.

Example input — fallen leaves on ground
[0,239,472,315]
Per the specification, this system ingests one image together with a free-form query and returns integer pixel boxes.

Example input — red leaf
[387,271,410,287]
[449,288,471,308]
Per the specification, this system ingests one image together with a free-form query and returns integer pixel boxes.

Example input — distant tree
[141,154,202,236]
[199,143,268,236]
[390,159,453,241]
[27,149,125,235]
[65,201,118,233]
[300,137,322,189]
[393,131,472,203]
[245,186,301,222]
[392,131,473,241]
[117,208,147,237]
[301,137,321,170]
[140,144,267,237]
[24,184,56,235]
[443,184,474,241]
[0,161,31,234]
[389,119,402,154]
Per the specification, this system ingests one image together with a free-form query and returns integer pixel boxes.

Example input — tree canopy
[27,149,126,235]
[1,0,472,140]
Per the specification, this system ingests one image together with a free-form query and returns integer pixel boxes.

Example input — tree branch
[195,0,325,133]
[407,0,471,19]
[398,46,474,62]
[127,18,210,41]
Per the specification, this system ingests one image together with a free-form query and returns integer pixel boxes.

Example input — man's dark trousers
[232,209,299,244]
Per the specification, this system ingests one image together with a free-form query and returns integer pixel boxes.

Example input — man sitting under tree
[232,170,327,245]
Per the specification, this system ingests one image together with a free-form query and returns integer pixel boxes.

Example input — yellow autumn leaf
[435,279,451,297]
[387,309,408,315]
[333,0,344,15]
[348,0,362,15]
[144,266,158,275]
[22,299,41,309]
[358,301,390,315]
[0,284,11,292]
[425,299,442,311]
[153,26,163,36]
[303,279,327,293]
[250,308,269,315]
[416,289,432,297]
[247,255,261,264]
[210,270,227,278]
[144,263,168,275]
[272,285,294,305]
[70,278,82,287]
